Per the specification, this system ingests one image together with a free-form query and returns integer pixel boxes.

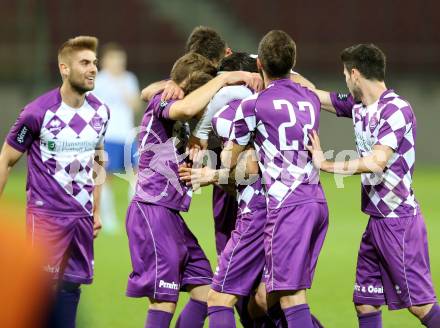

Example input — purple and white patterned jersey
[133,92,192,212]
[331,89,419,218]
[6,88,109,217]
[231,79,326,210]
[212,98,266,215]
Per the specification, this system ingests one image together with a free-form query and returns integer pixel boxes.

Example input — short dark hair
[218,52,258,73]
[185,26,227,64]
[340,44,386,81]
[170,52,217,85]
[258,30,296,79]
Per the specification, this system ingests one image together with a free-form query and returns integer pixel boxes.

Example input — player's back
[233,78,326,209]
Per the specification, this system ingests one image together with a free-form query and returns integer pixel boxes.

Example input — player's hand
[248,73,264,92]
[222,71,255,87]
[306,130,326,169]
[186,135,208,162]
[178,166,217,190]
[161,80,184,101]
[93,213,102,239]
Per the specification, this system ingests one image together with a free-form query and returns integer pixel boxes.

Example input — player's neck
[360,80,387,106]
[60,83,86,108]
[263,74,289,88]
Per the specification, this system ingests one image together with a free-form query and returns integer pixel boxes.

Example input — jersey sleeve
[152,95,177,121]
[375,103,413,150]
[97,104,111,146]
[330,92,355,118]
[6,106,41,152]
[230,96,257,146]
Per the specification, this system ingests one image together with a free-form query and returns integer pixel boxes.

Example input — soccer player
[0,36,109,328]
[93,42,140,234]
[224,30,329,328]
[180,52,273,327]
[125,51,255,328]
[307,43,440,328]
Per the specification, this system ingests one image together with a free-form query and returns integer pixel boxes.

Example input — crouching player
[125,52,257,328]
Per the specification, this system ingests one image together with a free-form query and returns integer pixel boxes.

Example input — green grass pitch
[2,168,439,327]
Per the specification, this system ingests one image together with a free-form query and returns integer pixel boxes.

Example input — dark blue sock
[48,282,81,328]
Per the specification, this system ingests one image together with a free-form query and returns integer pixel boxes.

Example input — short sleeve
[375,104,412,150]
[330,92,355,118]
[152,94,177,121]
[230,96,257,146]
[6,106,41,152]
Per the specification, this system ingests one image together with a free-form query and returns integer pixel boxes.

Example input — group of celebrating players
[0,25,439,328]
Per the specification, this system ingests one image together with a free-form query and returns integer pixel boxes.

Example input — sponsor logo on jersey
[160,100,169,109]
[158,280,179,290]
[337,93,349,101]
[16,125,30,144]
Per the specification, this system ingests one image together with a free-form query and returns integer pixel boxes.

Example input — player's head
[340,44,386,100]
[185,26,230,65]
[100,42,127,75]
[170,52,217,92]
[58,36,98,94]
[182,71,214,95]
[217,52,258,73]
[257,30,296,80]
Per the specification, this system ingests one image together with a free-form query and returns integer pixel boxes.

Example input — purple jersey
[212,98,266,215]
[6,88,109,217]
[133,93,192,211]
[231,79,326,210]
[331,90,419,218]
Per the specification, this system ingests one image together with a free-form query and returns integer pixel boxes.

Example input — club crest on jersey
[369,114,379,132]
[91,116,104,132]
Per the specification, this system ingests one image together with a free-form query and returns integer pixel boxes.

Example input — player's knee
[355,304,381,315]
[408,304,434,320]
[207,289,237,307]
[279,289,307,308]
[148,299,176,313]
[254,288,268,312]
[188,284,210,303]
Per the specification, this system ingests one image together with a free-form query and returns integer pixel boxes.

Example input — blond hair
[58,36,98,64]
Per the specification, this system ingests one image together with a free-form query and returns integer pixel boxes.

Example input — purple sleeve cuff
[330,92,354,118]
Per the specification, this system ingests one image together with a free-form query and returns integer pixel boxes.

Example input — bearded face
[344,67,363,102]
[62,49,97,94]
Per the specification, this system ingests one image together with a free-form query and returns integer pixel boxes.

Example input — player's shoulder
[379,89,414,120]
[23,88,62,117]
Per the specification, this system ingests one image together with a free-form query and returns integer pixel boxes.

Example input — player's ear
[59,62,70,79]
[225,47,233,56]
[256,58,263,70]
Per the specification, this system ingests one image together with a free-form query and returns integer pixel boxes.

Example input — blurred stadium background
[0,1,439,327]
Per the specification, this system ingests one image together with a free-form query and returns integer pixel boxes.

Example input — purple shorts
[264,202,329,293]
[354,213,437,310]
[212,207,266,296]
[212,185,238,255]
[26,211,94,284]
[125,201,213,302]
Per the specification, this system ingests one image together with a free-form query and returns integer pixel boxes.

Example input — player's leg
[208,209,266,327]
[353,218,385,328]
[265,202,328,328]
[175,216,213,328]
[26,213,84,328]
[372,213,439,327]
[250,282,287,327]
[125,202,187,328]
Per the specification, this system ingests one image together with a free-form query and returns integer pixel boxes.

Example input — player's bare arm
[0,143,23,198]
[167,71,255,121]
[307,130,393,175]
[290,73,316,89]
